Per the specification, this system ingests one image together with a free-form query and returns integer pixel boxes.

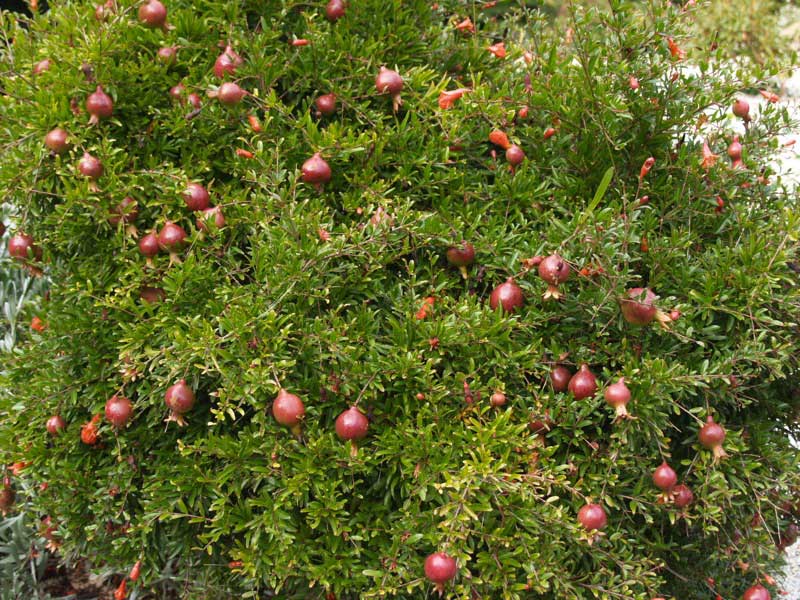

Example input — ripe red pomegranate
[272,389,305,432]
[578,503,607,531]
[157,222,187,259]
[197,206,225,232]
[538,253,570,299]
[550,366,572,392]
[490,391,506,407]
[165,379,196,426]
[489,277,523,313]
[728,135,743,162]
[8,233,41,262]
[301,152,331,189]
[315,93,337,117]
[375,66,404,111]
[182,183,210,211]
[138,0,167,28]
[46,415,66,436]
[672,484,694,508]
[505,144,525,170]
[568,364,597,400]
[742,584,771,600]
[86,85,113,125]
[214,44,243,79]
[78,152,103,180]
[619,287,658,325]
[652,461,677,492]
[336,406,368,456]
[216,82,246,105]
[105,395,133,428]
[325,0,346,21]
[733,98,751,122]
[108,197,139,227]
[138,232,160,260]
[604,377,632,420]
[44,128,70,154]
[699,415,728,460]
[424,552,457,591]
[446,241,475,279]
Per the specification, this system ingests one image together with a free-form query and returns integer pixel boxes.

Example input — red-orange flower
[487,42,506,58]
[438,88,470,109]
[454,17,474,33]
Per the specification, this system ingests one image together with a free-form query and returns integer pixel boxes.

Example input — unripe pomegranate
[446,241,475,279]
[336,406,369,456]
[8,233,41,262]
[699,415,728,460]
[44,128,70,154]
[489,277,523,313]
[578,503,607,531]
[214,45,243,79]
[272,389,305,433]
[604,377,632,419]
[672,484,694,508]
[733,98,751,122]
[325,0,346,21]
[424,552,457,592]
[86,85,113,125]
[165,379,196,426]
[568,364,597,400]
[46,415,66,436]
[742,584,771,600]
[138,0,167,28]
[375,66,403,111]
[182,183,210,211]
[315,93,337,117]
[652,461,677,492]
[301,152,331,189]
[620,287,657,325]
[538,253,570,299]
[105,395,133,428]
[550,366,572,392]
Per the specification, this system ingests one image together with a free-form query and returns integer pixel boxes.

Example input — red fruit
[335,406,369,440]
[489,130,511,150]
[620,287,657,325]
[138,0,167,28]
[183,183,210,211]
[44,128,70,154]
[272,389,305,429]
[217,82,245,105]
[604,377,632,419]
[538,253,570,299]
[33,58,52,75]
[672,484,694,508]
[489,277,523,313]
[29,315,44,331]
[86,85,113,125]
[138,232,160,257]
[46,415,66,436]
[505,144,525,168]
[78,152,103,179]
[629,76,639,90]
[157,46,177,66]
[325,0,346,21]
[424,552,457,585]
[728,136,743,162]
[187,93,202,109]
[699,415,728,460]
[578,503,607,531]
[742,585,771,600]
[80,414,101,445]
[490,392,506,407]
[169,83,185,102]
[129,560,142,581]
[165,379,196,426]
[301,152,332,187]
[375,66,404,111]
[550,366,572,392]
[8,233,40,262]
[140,286,166,304]
[197,206,225,232]
[105,395,133,428]
[652,461,678,492]
[214,45,243,79]
[446,241,475,279]
[95,0,115,21]
[543,127,556,139]
[315,93,337,117]
[108,197,138,226]
[733,98,751,122]
[157,222,187,252]
[0,486,15,513]
[568,364,597,400]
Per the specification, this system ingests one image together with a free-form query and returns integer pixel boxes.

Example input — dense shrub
[1,1,799,598]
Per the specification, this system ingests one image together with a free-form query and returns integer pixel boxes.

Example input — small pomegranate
[652,461,677,492]
[33,58,52,75]
[80,414,101,445]
[336,406,369,456]
[505,144,525,170]
[489,129,511,150]
[108,196,139,228]
[105,395,133,428]
[672,484,694,508]
[8,233,40,262]
[86,85,113,125]
[489,277,523,313]
[375,66,404,111]
[140,286,166,304]
[187,93,202,109]
[424,551,457,593]
[490,391,506,407]
[138,0,167,28]
[157,46,178,66]
[728,135,743,162]
[196,206,225,232]
[733,98,751,122]
[157,222,187,262]
[214,44,243,79]
[46,415,66,436]
[165,379,196,426]
[446,241,475,279]
[44,128,70,154]
[578,503,607,531]
[742,585,771,600]
[538,253,570,299]
[94,0,116,21]
[169,83,185,102]
[325,0,346,21]
[182,183,210,211]
[604,377,632,420]
[216,82,245,106]
[550,366,572,393]
[301,152,332,190]
[699,415,728,460]
[139,232,160,263]
[568,364,597,400]
[620,287,660,326]
[78,152,103,180]
[315,93,337,117]
[272,389,305,434]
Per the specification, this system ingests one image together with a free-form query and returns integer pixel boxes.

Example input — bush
[1,1,799,598]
